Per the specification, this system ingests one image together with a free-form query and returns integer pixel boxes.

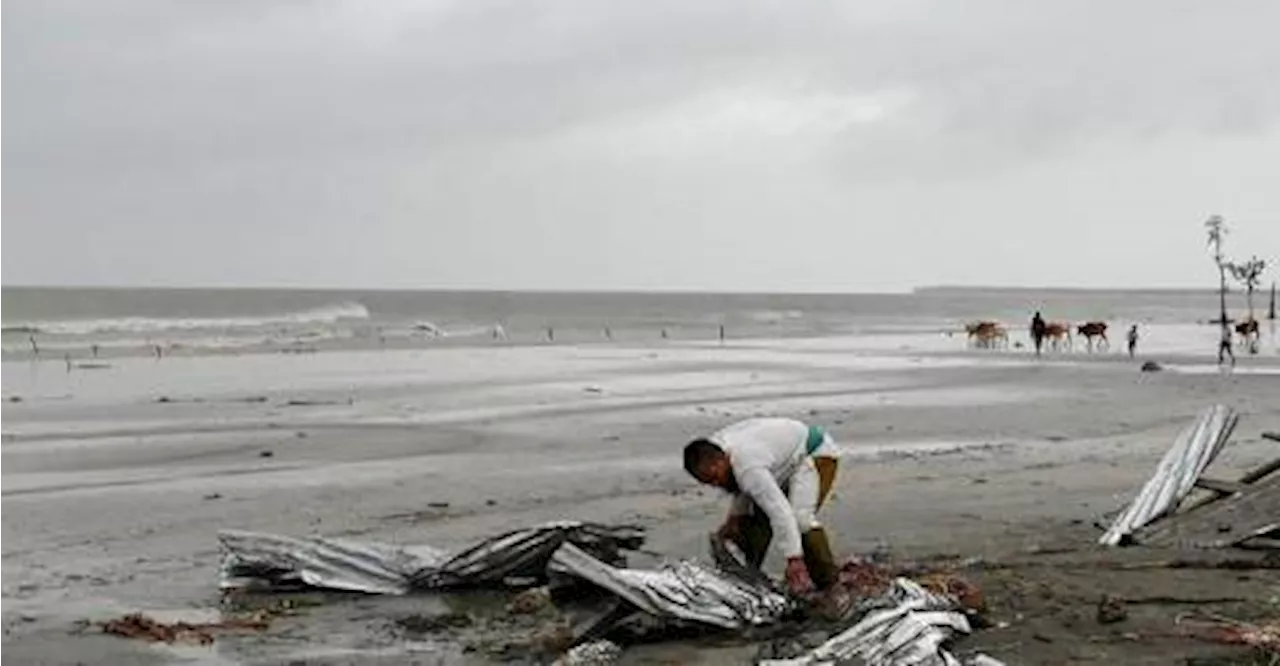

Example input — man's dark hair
[683,438,722,477]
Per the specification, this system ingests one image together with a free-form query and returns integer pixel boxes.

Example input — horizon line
[1,283,1266,295]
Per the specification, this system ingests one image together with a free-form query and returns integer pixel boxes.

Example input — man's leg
[732,507,773,569]
[800,457,840,590]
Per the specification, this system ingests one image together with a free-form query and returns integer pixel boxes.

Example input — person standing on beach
[1218,326,1235,366]
[683,417,842,595]
[1126,325,1139,358]
[1030,311,1047,356]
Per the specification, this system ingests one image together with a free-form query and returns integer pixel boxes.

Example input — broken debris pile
[836,560,985,616]
[1099,405,1280,551]
[759,579,991,666]
[215,521,1002,664]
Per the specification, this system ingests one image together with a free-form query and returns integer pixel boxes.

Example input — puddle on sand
[1162,363,1280,376]
[848,439,1013,462]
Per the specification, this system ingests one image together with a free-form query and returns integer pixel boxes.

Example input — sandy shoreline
[4,336,1279,664]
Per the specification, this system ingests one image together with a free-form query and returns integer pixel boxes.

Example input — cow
[1076,321,1109,352]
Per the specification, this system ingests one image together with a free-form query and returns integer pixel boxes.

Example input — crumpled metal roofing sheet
[550,541,794,629]
[217,521,643,594]
[757,578,1002,666]
[1099,404,1237,546]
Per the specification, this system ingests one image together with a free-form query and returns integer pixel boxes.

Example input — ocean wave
[745,309,805,323]
[411,321,507,339]
[7,302,371,336]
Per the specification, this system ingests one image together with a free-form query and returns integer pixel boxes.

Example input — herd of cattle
[964,318,1263,352]
[965,320,1109,351]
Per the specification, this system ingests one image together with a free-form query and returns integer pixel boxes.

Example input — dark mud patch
[394,611,474,633]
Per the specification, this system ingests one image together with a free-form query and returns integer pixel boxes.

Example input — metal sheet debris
[1100,405,1237,546]
[1138,473,1280,549]
[550,542,795,630]
[552,639,623,666]
[757,579,1003,666]
[217,524,1000,662]
[218,521,644,594]
[550,544,1002,665]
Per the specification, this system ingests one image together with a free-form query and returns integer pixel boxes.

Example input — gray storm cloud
[4,0,1278,290]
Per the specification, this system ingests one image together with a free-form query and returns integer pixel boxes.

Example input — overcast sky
[4,0,1279,292]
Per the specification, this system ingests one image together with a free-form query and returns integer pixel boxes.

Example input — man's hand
[716,515,742,541]
[784,557,815,595]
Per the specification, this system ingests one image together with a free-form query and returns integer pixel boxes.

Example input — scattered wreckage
[215,521,1003,664]
[104,403,1276,662]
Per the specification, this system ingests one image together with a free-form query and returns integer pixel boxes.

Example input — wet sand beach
[4,333,1280,664]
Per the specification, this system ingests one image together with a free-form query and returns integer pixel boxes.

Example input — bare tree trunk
[1218,263,1228,328]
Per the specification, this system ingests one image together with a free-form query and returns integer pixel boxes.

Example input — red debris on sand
[1178,613,1280,651]
[837,560,894,598]
[100,612,271,645]
[916,572,986,614]
[835,560,985,614]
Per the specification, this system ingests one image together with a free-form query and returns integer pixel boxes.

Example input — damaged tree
[1228,256,1268,322]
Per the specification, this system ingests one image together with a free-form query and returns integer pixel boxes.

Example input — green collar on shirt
[805,425,826,455]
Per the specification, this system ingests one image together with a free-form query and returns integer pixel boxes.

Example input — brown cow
[1043,322,1072,351]
[1236,318,1260,354]
[1076,321,1108,352]
[966,321,1008,349]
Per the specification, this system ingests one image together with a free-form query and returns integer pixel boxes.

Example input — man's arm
[736,467,803,558]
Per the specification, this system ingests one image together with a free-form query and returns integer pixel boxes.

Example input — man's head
[684,438,732,488]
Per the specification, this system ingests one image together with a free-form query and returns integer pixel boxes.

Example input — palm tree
[1228,256,1267,321]
[1204,215,1229,329]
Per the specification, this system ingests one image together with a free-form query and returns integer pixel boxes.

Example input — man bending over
[683,417,843,595]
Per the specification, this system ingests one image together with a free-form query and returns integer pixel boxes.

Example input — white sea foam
[6,302,370,336]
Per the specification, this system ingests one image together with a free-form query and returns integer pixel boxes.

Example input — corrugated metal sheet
[218,529,444,594]
[758,578,1003,666]
[217,521,644,594]
[1099,405,1237,546]
[552,640,622,666]
[550,542,794,629]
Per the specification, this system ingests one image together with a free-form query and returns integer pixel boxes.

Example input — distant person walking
[1030,312,1047,356]
[1218,326,1235,366]
[1126,325,1139,358]
[29,335,39,356]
